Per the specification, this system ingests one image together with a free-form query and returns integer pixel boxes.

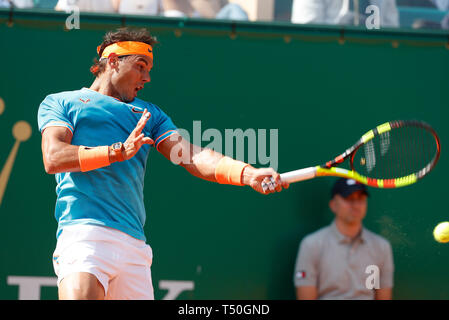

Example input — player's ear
[107,53,119,70]
[329,197,337,214]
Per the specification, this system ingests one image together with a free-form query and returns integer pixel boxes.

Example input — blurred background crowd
[0,0,448,30]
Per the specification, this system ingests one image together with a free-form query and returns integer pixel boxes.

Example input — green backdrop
[0,9,448,300]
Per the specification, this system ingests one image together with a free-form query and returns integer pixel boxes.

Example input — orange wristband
[215,156,249,186]
[78,146,111,172]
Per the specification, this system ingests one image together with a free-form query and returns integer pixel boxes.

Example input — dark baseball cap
[331,178,369,198]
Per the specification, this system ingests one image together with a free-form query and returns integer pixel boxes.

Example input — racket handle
[261,167,317,192]
[279,167,317,184]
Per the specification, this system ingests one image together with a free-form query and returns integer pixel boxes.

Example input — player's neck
[335,219,362,239]
[89,76,121,101]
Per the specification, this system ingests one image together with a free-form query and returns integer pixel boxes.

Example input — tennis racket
[262,120,440,192]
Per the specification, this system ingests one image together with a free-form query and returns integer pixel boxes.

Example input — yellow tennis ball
[433,222,449,243]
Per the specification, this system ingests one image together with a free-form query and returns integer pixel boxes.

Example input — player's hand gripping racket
[262,120,440,192]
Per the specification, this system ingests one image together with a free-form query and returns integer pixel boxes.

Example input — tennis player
[37,27,288,300]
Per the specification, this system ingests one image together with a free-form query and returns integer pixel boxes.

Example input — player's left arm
[157,132,289,194]
[375,240,394,300]
[374,288,392,300]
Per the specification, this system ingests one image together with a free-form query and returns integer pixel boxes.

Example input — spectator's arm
[375,288,392,300]
[158,0,164,14]
[293,237,319,300]
[111,0,120,12]
[54,0,67,11]
[296,286,318,300]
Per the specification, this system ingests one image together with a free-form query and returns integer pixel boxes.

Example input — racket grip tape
[261,167,317,192]
[280,167,317,184]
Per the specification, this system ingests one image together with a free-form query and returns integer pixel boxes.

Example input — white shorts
[52,224,154,300]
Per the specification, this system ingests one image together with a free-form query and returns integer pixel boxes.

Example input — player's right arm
[41,126,80,174]
[41,109,153,174]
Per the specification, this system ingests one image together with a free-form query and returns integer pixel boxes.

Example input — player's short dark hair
[90,27,158,77]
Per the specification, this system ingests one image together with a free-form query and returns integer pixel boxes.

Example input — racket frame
[268,120,440,191]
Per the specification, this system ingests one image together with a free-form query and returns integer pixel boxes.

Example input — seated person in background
[291,0,399,27]
[294,178,394,300]
[431,0,449,29]
[118,0,163,16]
[55,0,118,13]
[53,0,246,19]
[398,0,436,7]
[34,0,58,9]
[442,12,449,28]
[410,0,449,29]
[431,0,449,9]
[0,0,11,7]
[162,0,248,20]
[0,0,34,8]
[161,0,196,17]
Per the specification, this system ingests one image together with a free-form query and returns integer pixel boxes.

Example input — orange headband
[98,41,153,60]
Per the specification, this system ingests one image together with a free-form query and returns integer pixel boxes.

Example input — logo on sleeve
[126,104,151,119]
[79,98,90,104]
[295,271,306,279]
[131,106,144,114]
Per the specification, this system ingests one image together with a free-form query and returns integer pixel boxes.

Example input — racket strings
[351,125,438,180]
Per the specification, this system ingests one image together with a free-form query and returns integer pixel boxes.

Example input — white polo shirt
[294,220,394,300]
